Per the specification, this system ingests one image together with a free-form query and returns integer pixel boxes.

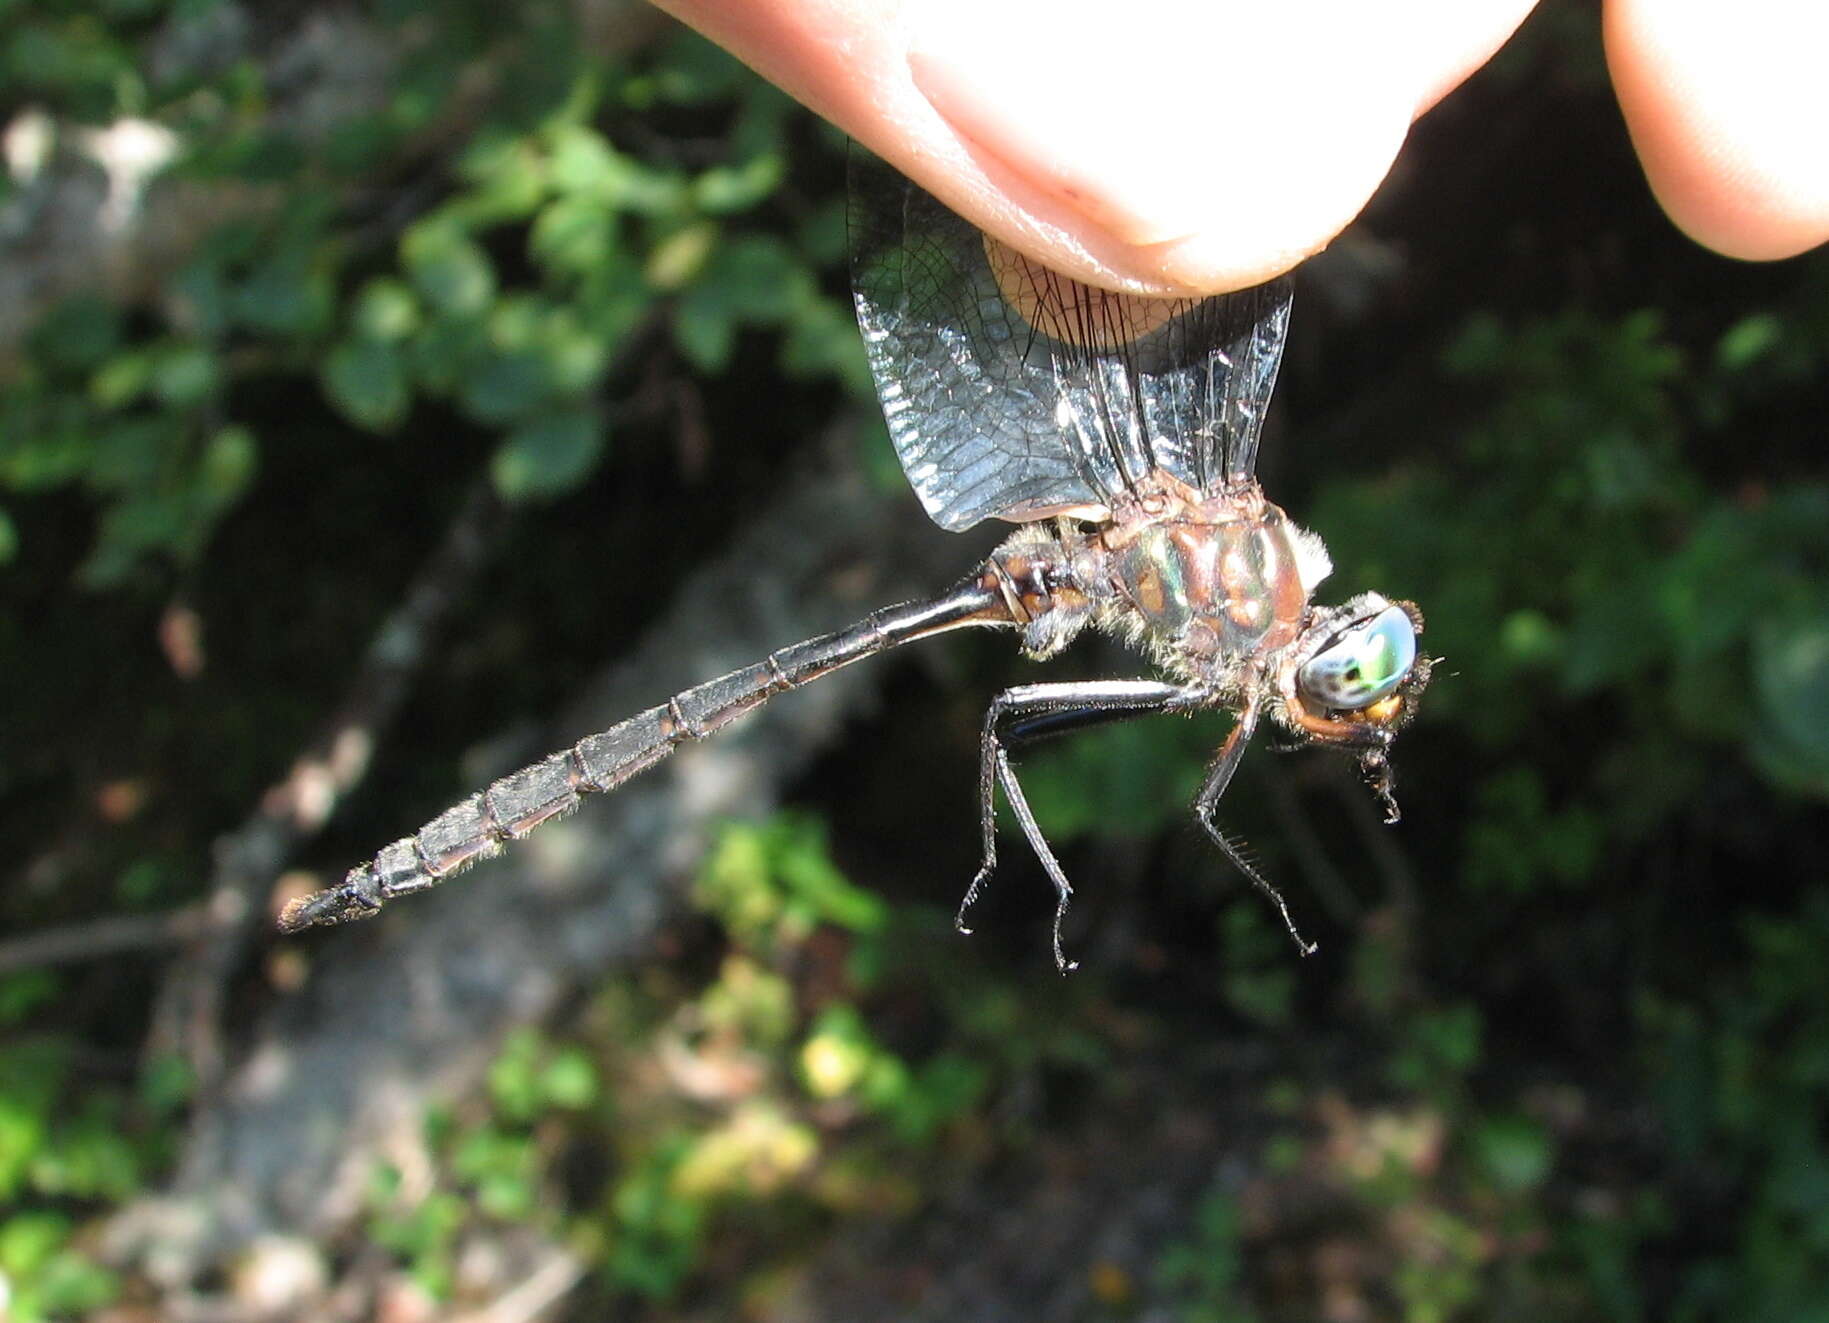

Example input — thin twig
[450,1248,587,1323]
[0,904,223,976]
[145,476,508,1084]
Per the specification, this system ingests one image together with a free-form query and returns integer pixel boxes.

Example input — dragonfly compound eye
[1297,603,1418,711]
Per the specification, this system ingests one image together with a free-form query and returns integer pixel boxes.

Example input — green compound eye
[1297,604,1417,711]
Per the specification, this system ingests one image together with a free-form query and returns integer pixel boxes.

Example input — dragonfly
[280,156,1432,971]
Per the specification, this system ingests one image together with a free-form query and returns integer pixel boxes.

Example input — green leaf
[323,338,410,432]
[691,152,784,214]
[458,350,552,425]
[89,351,154,410]
[85,417,175,491]
[670,235,814,374]
[449,135,549,225]
[0,973,54,1025]
[152,345,218,408]
[407,314,489,397]
[1716,313,1783,371]
[138,1055,195,1116]
[547,124,622,199]
[402,222,496,317]
[539,1048,598,1110]
[28,1249,119,1316]
[81,492,189,585]
[646,28,750,104]
[231,254,331,337]
[30,296,123,372]
[782,297,872,392]
[530,195,616,276]
[1473,1114,1554,1192]
[197,425,258,515]
[1751,612,1829,797]
[352,278,421,341]
[671,296,733,374]
[0,1212,69,1277]
[705,235,805,321]
[491,408,605,501]
[0,508,15,564]
[646,221,717,291]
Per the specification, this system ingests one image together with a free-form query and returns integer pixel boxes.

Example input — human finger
[1606,0,1829,261]
[651,0,1539,295]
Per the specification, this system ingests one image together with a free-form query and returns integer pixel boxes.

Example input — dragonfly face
[1298,600,1422,713]
[281,155,1430,973]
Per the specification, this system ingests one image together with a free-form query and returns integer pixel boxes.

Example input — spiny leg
[961,680,1201,971]
[1358,747,1402,824]
[1193,696,1318,957]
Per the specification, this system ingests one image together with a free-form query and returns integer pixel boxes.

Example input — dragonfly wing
[849,154,1294,531]
[1174,277,1293,491]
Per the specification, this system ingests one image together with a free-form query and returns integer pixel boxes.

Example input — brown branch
[449,1248,587,1323]
[0,904,223,977]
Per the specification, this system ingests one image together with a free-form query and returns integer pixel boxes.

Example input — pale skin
[651,0,1829,297]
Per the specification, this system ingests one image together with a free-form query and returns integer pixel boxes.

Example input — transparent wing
[850,153,1293,532]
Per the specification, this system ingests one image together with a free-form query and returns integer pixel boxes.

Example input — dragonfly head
[1296,597,1422,714]
[1277,594,1432,822]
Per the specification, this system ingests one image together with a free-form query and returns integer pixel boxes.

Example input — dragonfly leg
[962,680,1204,972]
[1192,696,1317,957]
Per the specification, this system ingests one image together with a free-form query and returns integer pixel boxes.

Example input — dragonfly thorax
[1095,474,1331,675]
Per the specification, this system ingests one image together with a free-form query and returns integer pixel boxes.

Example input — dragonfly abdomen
[278,574,1017,932]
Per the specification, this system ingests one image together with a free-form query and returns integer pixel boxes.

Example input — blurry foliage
[0,10,866,1315]
[1157,1186,1257,1323]
[1640,891,1829,1322]
[361,815,1077,1309]
[0,5,864,586]
[0,4,1826,1321]
[0,1023,182,1319]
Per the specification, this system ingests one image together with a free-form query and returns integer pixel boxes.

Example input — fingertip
[906,0,1421,293]
[1606,0,1829,261]
[656,0,1550,292]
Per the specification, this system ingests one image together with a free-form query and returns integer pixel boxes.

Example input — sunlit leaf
[1716,314,1783,371]
[197,425,257,514]
[0,1212,69,1278]
[547,123,621,199]
[530,195,616,276]
[352,278,421,342]
[88,351,154,410]
[691,153,784,214]
[449,135,549,225]
[646,221,716,291]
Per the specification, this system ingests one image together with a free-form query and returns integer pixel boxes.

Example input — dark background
[1,2,1826,1319]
